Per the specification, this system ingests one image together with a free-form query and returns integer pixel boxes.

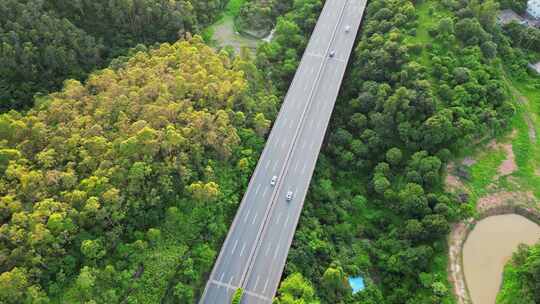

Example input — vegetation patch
[0,37,278,303]
[0,0,227,112]
[497,242,540,304]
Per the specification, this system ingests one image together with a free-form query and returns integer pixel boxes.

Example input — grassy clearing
[409,0,437,66]
[202,0,259,50]
[506,71,540,197]
[411,1,435,45]
[408,0,452,68]
[468,149,507,197]
[450,61,540,199]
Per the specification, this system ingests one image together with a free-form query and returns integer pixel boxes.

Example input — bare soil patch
[497,143,517,177]
[477,191,535,213]
[486,136,517,179]
[445,162,465,192]
[448,220,473,304]
[462,157,476,167]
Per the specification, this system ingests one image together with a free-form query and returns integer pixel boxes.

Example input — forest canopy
[0,36,277,303]
[0,0,227,112]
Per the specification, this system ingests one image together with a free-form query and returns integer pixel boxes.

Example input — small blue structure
[348,276,365,294]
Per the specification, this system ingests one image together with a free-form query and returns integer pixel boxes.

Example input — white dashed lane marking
[239,243,246,257]
[231,239,239,254]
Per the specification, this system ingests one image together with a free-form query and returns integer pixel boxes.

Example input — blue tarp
[348,276,365,294]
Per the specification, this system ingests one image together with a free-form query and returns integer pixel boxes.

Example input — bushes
[498,243,540,304]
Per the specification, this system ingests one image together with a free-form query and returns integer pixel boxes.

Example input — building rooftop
[528,0,540,19]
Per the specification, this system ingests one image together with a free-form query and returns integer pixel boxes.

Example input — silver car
[270,175,277,186]
[286,191,293,201]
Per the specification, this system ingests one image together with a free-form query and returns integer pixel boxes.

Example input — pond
[462,214,540,304]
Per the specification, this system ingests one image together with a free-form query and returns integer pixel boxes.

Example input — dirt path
[486,138,517,178]
[448,220,473,304]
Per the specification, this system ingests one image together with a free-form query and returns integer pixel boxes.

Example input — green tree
[0,268,31,303]
[386,148,403,166]
[321,264,351,303]
[275,273,319,304]
[81,239,106,261]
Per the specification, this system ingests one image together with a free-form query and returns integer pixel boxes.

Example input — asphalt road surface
[199,0,367,303]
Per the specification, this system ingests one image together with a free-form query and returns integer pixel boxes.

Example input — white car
[270,175,277,186]
[329,50,336,58]
[345,25,351,33]
[286,191,293,201]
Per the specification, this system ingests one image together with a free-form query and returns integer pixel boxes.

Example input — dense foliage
[497,243,540,304]
[498,0,528,14]
[256,0,514,302]
[0,0,103,112]
[44,0,226,55]
[0,0,226,112]
[502,22,540,53]
[0,36,278,303]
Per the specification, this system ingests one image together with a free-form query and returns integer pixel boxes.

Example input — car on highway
[286,191,293,201]
[345,25,351,33]
[329,50,336,58]
[271,175,278,186]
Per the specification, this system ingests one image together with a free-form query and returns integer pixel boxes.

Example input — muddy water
[463,214,540,304]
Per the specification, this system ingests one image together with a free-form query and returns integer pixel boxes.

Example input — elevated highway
[199,0,367,302]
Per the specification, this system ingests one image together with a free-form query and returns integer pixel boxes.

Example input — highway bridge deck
[199,0,367,303]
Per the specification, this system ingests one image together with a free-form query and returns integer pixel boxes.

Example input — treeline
[497,243,540,304]
[503,22,540,53]
[0,36,279,303]
[254,0,515,303]
[0,0,226,112]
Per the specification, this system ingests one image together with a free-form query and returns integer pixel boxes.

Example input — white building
[528,0,540,19]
